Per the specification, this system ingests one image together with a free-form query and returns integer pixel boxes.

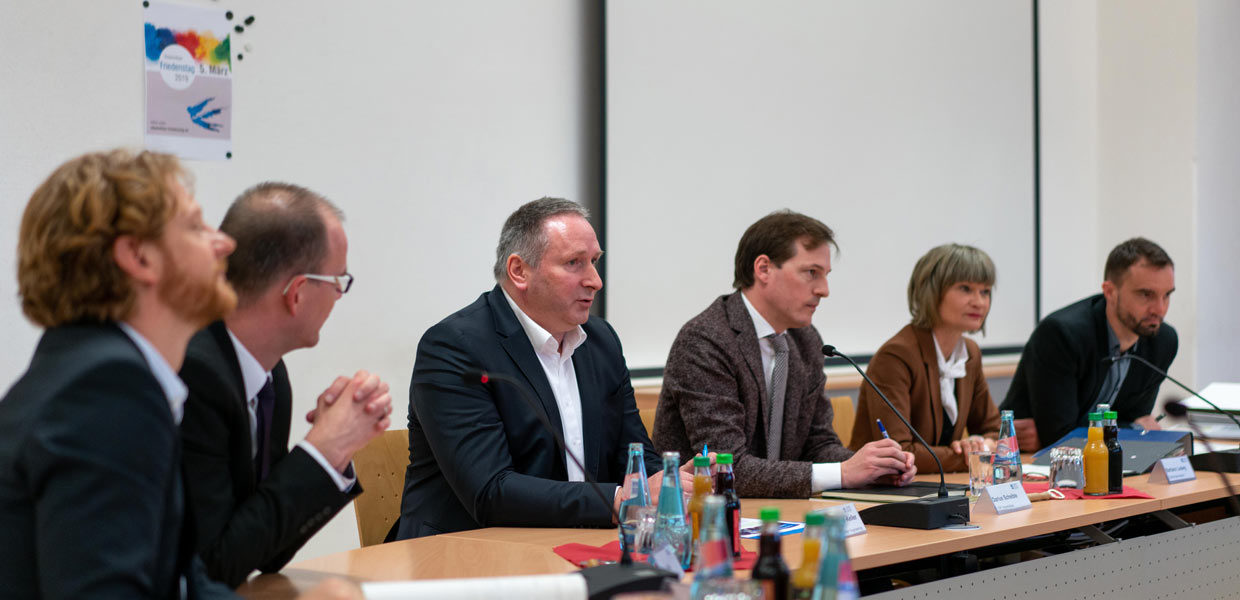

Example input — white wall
[1096,0,1198,395]
[1040,0,1240,402]
[1195,0,1240,386]
[0,0,596,564]
[1038,0,1100,315]
[606,1,1036,368]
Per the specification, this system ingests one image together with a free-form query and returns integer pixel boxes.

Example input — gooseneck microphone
[1163,400,1240,515]
[824,345,949,497]
[1107,355,1240,474]
[823,345,968,529]
[1104,354,1240,434]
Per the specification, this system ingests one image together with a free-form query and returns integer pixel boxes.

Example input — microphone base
[579,562,677,600]
[1191,449,1240,473]
[858,495,970,529]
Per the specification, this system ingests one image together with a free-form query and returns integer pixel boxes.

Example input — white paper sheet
[362,574,587,600]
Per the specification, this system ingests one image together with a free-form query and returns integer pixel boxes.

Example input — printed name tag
[1148,456,1196,484]
[973,481,1032,515]
[834,503,868,537]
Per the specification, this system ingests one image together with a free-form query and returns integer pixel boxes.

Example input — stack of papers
[1173,382,1240,440]
[1181,382,1240,412]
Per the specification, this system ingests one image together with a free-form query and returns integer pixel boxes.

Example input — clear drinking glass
[1048,446,1084,489]
[967,450,995,497]
[620,504,657,559]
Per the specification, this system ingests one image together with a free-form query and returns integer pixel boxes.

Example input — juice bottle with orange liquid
[1083,412,1110,496]
[687,455,713,560]
[790,511,825,599]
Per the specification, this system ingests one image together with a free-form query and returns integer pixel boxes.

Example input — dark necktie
[766,333,788,460]
[254,378,276,482]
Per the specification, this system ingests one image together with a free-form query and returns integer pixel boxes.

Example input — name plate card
[1148,456,1196,484]
[835,504,868,538]
[814,504,868,538]
[974,481,1032,515]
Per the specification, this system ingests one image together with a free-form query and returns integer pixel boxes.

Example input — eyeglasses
[282,272,354,295]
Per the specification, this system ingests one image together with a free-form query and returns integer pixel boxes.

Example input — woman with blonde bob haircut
[849,244,1001,472]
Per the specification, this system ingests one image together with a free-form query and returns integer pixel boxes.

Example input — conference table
[236,467,1240,599]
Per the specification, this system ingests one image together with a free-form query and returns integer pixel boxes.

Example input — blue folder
[1030,427,1192,474]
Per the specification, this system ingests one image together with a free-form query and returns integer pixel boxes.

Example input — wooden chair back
[352,429,410,547]
[639,408,658,440]
[830,395,855,446]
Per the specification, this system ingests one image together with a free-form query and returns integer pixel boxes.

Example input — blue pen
[702,442,709,457]
[876,419,890,439]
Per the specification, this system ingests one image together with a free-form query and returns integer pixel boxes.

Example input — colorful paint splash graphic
[145,23,230,67]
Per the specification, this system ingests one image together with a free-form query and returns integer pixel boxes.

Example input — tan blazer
[849,324,1000,473]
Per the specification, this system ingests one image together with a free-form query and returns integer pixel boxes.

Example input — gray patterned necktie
[766,333,788,460]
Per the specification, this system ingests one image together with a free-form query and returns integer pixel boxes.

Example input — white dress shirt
[118,322,188,425]
[226,328,355,492]
[502,289,589,482]
[739,293,842,492]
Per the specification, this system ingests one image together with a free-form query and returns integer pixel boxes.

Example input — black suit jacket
[0,323,233,599]
[397,286,660,539]
[179,321,359,587]
[1000,294,1178,448]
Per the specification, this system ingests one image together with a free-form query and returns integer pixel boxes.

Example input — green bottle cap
[805,512,826,526]
[760,507,780,522]
[716,453,733,465]
[1088,412,1102,421]
[693,455,710,467]
[1104,411,1118,419]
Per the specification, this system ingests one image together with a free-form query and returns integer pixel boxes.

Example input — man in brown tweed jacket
[653,211,915,498]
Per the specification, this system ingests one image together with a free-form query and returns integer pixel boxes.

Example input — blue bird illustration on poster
[187,97,224,132]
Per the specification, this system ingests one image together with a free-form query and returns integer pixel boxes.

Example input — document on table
[363,574,587,599]
[738,518,804,539]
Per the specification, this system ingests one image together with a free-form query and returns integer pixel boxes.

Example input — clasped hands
[303,370,393,473]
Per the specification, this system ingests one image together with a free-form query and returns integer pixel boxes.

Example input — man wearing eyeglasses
[178,182,393,587]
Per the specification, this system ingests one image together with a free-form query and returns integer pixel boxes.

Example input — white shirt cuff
[296,440,357,493]
[811,462,843,492]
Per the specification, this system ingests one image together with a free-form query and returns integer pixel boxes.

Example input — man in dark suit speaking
[179,183,392,586]
[398,198,688,538]
[0,149,240,598]
[1001,238,1178,450]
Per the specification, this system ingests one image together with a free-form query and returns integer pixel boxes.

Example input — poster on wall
[144,2,232,160]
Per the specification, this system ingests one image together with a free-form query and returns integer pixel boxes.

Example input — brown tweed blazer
[653,292,853,498]
[849,324,1000,473]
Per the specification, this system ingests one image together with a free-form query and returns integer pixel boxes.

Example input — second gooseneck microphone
[823,345,969,529]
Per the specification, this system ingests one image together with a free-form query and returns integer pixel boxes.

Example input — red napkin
[1022,482,1153,500]
[553,540,758,570]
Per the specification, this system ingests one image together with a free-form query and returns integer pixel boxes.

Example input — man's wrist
[301,432,351,473]
[812,462,842,492]
[296,440,357,493]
